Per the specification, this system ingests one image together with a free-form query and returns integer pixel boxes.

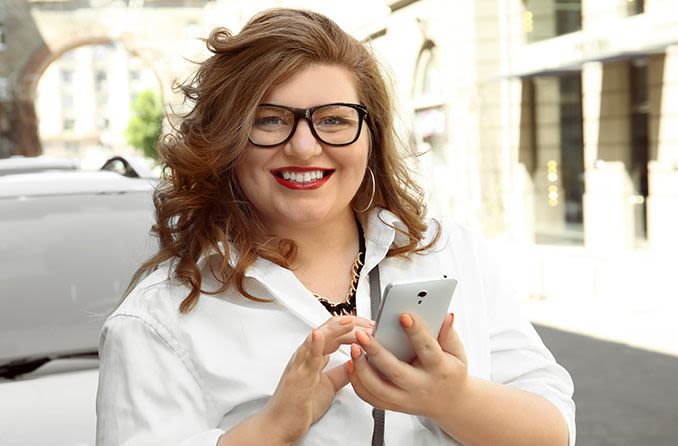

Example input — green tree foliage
[125,90,163,161]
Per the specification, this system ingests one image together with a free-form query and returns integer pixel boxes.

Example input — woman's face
[236,64,370,233]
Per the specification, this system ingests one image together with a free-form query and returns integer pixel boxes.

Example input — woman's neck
[266,210,360,270]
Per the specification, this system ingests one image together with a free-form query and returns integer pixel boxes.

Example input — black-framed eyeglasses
[248,102,368,147]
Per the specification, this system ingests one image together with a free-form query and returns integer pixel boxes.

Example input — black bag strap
[368,265,385,446]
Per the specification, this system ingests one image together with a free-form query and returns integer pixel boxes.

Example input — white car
[0,159,156,446]
[0,155,80,176]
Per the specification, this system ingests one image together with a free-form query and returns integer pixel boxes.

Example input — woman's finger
[438,313,467,363]
[318,316,355,335]
[353,316,376,329]
[328,327,373,346]
[354,329,419,389]
[325,361,351,392]
[301,329,326,373]
[350,346,407,410]
[316,318,355,354]
[399,313,445,369]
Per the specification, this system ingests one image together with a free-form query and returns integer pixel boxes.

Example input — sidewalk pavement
[522,295,678,357]
[489,239,678,357]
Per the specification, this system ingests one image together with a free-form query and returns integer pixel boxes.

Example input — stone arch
[15,34,172,156]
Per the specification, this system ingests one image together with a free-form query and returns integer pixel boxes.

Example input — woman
[96,8,575,446]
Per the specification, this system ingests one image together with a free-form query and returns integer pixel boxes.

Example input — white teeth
[279,170,325,183]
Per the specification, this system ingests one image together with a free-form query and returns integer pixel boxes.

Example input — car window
[0,191,156,363]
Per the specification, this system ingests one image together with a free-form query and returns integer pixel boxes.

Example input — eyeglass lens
[250,104,362,146]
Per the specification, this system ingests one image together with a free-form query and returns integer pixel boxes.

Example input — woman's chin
[265,204,350,230]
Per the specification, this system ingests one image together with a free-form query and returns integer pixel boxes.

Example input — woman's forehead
[261,64,360,107]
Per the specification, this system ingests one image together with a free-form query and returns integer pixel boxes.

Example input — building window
[555,0,582,35]
[413,41,446,151]
[626,0,644,16]
[524,0,582,43]
[63,118,75,131]
[558,74,585,230]
[414,42,443,100]
[630,58,649,240]
[95,70,107,91]
[61,69,74,83]
[523,73,585,245]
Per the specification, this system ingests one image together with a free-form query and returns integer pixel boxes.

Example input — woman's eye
[317,116,346,126]
[255,116,286,127]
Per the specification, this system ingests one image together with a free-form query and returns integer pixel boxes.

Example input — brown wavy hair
[125,8,439,313]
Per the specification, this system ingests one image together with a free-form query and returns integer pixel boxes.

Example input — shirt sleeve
[476,236,577,446]
[96,314,225,446]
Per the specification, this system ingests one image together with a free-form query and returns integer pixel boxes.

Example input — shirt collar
[361,207,411,248]
[192,208,411,352]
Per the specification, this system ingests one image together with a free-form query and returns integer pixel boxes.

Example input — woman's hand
[261,315,374,445]
[348,312,469,420]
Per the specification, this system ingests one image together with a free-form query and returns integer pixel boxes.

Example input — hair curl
[124,8,439,313]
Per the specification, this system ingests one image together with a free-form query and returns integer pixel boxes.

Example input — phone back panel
[373,277,457,363]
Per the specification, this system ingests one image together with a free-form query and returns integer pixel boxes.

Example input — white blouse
[96,209,576,445]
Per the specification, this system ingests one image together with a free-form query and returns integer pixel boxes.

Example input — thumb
[438,313,467,363]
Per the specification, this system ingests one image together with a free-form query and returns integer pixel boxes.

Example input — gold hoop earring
[353,166,375,213]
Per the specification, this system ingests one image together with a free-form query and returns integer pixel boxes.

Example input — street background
[1,1,677,445]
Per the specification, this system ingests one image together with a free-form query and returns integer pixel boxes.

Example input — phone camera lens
[417,291,427,298]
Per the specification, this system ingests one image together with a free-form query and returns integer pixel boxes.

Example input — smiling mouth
[271,169,334,184]
[270,168,335,190]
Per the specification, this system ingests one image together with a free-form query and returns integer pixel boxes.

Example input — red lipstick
[270,167,334,190]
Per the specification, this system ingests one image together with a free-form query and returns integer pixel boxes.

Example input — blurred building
[0,0,208,159]
[353,0,677,304]
[3,0,677,255]
[355,0,678,255]
[515,0,678,253]
[35,43,159,165]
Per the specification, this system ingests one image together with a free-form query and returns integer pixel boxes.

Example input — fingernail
[356,329,369,346]
[347,360,354,375]
[312,329,318,341]
[351,343,361,359]
[400,313,413,328]
[450,313,455,326]
[369,320,376,327]
[339,316,353,325]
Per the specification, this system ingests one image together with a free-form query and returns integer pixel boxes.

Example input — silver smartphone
[372,277,458,363]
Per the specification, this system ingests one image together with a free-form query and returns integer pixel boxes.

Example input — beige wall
[647,45,678,248]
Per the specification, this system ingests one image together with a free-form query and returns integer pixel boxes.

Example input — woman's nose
[284,120,322,160]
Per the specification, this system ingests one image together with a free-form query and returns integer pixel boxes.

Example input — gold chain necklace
[313,252,364,316]
[313,224,366,316]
